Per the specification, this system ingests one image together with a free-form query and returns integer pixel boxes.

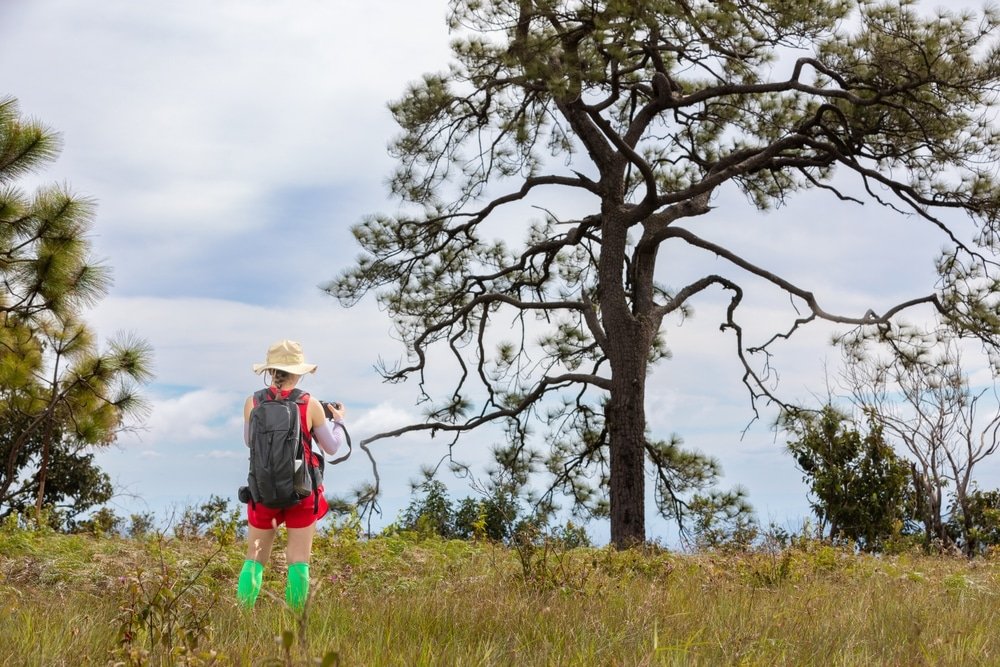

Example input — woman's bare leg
[238,521,277,608]
[284,523,316,611]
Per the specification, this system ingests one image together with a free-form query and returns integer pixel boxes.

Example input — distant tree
[127,511,157,539]
[397,466,526,541]
[330,1,1000,547]
[948,486,1000,556]
[684,488,759,552]
[399,477,456,538]
[74,506,123,537]
[173,495,240,541]
[452,489,521,541]
[782,405,911,551]
[0,96,153,524]
[840,339,1000,555]
[398,471,598,547]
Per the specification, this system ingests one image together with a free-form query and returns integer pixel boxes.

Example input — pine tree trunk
[607,330,648,548]
[34,417,54,523]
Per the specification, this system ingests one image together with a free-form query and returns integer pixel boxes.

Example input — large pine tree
[332,1,1000,546]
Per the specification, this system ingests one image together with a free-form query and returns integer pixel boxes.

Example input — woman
[236,339,347,611]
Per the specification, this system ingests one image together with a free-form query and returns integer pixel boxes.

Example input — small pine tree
[0,96,153,526]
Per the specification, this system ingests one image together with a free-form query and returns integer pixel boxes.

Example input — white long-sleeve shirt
[312,419,347,457]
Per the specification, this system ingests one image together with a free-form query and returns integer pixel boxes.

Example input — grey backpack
[245,387,321,509]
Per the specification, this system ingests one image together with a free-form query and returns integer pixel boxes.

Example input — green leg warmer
[237,559,264,608]
[285,562,310,612]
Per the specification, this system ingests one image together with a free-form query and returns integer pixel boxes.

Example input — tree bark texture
[607,347,648,547]
[601,208,653,547]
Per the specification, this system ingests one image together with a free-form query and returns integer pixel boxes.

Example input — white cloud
[0,0,454,303]
[117,388,244,448]
[88,294,415,405]
[352,402,422,438]
[1,0,451,217]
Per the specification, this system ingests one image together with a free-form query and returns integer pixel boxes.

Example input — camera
[320,400,342,416]
[238,486,252,504]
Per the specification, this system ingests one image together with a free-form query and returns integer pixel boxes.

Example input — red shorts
[247,489,329,529]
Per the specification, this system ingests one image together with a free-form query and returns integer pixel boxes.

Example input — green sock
[237,559,264,608]
[285,562,310,612]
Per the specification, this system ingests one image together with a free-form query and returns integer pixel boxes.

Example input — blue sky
[3,0,998,544]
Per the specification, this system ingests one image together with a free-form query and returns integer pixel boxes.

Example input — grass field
[2,519,999,666]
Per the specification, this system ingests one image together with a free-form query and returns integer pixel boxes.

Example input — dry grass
[2,525,1000,666]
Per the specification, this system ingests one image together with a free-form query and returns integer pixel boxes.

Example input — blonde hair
[269,369,294,389]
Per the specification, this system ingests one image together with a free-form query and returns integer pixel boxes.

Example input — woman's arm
[308,397,347,456]
[243,396,254,446]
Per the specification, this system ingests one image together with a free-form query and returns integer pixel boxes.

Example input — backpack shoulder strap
[254,388,307,405]
[252,388,270,407]
[285,389,313,461]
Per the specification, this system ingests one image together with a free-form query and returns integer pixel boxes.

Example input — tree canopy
[331,0,1000,546]
[0,96,153,526]
[782,405,911,550]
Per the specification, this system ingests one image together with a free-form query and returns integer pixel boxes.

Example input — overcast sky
[3,0,997,544]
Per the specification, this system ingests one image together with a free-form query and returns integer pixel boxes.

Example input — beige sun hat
[252,339,318,375]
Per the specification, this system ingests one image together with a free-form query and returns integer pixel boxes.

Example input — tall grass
[2,522,1000,665]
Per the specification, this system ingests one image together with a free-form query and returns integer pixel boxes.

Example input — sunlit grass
[3,526,1000,665]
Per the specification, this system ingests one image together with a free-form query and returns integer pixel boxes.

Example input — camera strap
[327,420,352,465]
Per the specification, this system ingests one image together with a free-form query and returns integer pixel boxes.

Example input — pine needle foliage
[0,96,153,526]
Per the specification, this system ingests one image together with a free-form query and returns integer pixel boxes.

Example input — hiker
[236,339,348,611]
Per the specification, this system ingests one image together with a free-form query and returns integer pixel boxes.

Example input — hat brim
[252,362,318,375]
